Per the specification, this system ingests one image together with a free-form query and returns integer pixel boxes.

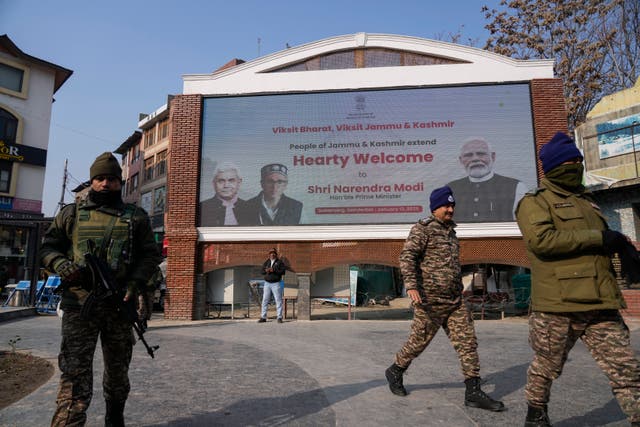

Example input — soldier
[516,132,640,426]
[385,186,505,412]
[41,152,161,426]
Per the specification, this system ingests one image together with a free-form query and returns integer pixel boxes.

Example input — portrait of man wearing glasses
[447,137,528,222]
[237,163,303,225]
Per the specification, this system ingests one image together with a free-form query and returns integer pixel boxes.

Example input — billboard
[199,83,537,226]
[596,113,640,160]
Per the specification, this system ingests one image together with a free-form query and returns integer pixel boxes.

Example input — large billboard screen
[199,83,537,226]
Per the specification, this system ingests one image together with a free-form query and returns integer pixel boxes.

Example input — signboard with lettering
[0,141,47,166]
[199,83,537,226]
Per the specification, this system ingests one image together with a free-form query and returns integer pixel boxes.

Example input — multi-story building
[575,78,640,298]
[0,35,72,288]
[115,98,171,250]
[575,77,640,243]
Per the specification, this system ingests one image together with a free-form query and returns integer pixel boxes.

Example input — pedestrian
[41,152,161,426]
[385,185,505,412]
[516,132,640,426]
[258,248,286,323]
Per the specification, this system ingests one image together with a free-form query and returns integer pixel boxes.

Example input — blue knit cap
[539,132,583,174]
[430,185,455,212]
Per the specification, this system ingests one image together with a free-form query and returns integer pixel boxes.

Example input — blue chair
[36,276,62,314]
[3,280,35,306]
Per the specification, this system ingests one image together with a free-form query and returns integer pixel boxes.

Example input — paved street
[0,315,638,426]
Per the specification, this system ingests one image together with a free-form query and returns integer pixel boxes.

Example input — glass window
[141,191,153,213]
[0,108,18,144]
[144,127,156,148]
[365,50,401,67]
[319,51,355,70]
[132,144,140,163]
[129,173,139,194]
[0,62,24,93]
[271,48,463,72]
[154,186,166,213]
[0,160,11,193]
[155,150,167,177]
[144,157,154,181]
[159,121,169,140]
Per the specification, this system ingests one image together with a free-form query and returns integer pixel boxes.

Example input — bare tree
[432,25,481,47]
[483,0,639,130]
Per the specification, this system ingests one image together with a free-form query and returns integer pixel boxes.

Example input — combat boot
[524,404,551,427]
[105,399,126,427]
[385,363,407,396]
[464,377,505,412]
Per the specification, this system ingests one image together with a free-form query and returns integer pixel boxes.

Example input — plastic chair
[3,280,32,306]
[36,276,62,314]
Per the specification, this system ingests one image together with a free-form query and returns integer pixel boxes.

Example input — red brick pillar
[164,94,202,320]
[530,78,569,179]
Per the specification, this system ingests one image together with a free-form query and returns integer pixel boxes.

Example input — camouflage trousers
[51,304,133,427]
[395,302,480,379]
[526,310,640,422]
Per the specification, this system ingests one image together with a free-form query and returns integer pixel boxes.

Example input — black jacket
[199,196,247,226]
[237,193,302,225]
[262,258,286,282]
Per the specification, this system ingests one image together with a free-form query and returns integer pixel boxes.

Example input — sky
[1,0,503,216]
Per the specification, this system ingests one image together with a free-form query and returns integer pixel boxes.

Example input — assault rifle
[83,251,159,358]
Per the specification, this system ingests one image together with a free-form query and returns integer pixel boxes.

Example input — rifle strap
[98,214,119,261]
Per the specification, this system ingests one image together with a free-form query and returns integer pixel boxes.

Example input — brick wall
[530,78,569,179]
[164,78,586,320]
[621,290,640,319]
[165,94,202,320]
[200,239,529,273]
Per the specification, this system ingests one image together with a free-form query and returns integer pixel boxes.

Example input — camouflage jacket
[399,215,463,305]
[40,197,161,308]
[516,178,624,312]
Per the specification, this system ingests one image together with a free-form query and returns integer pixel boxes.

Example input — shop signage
[0,196,12,210]
[0,141,47,166]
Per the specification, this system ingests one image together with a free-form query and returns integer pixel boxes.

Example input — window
[144,157,154,181]
[0,109,18,193]
[271,47,465,72]
[155,150,167,177]
[0,160,11,193]
[131,144,140,164]
[144,127,156,148]
[129,173,139,194]
[154,186,166,213]
[0,61,27,97]
[141,191,153,213]
[159,121,169,140]
[0,108,18,144]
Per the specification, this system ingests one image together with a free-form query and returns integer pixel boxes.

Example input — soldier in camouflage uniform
[516,132,640,427]
[41,152,161,427]
[385,186,505,412]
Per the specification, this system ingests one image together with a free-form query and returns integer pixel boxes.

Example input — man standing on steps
[384,185,505,413]
[258,248,286,323]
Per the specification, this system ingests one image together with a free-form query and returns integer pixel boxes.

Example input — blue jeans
[261,281,283,319]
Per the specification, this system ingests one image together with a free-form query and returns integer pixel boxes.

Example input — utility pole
[56,159,68,215]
